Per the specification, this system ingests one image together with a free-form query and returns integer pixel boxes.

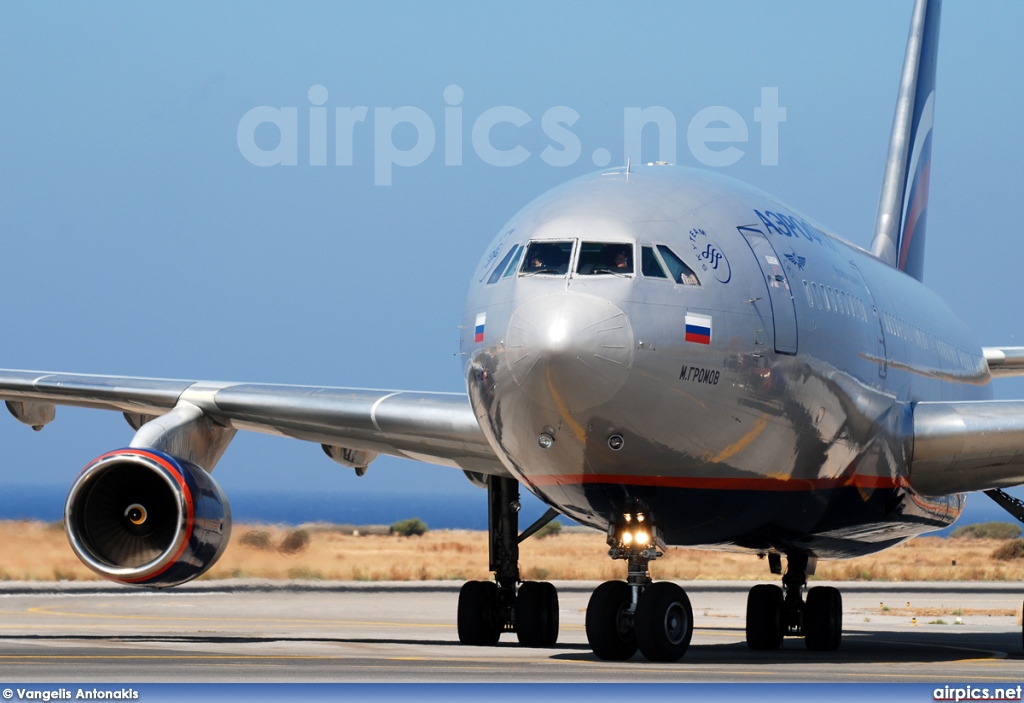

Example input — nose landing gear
[585,513,693,662]
[745,552,842,651]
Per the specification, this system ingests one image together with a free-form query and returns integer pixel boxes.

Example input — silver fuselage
[462,166,989,558]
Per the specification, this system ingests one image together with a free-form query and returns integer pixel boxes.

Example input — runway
[1,580,1022,682]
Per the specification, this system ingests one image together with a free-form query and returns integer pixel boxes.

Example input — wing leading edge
[0,369,508,478]
[983,347,1024,378]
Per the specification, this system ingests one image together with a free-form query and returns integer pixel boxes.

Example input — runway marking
[3,600,1020,680]
[1,651,1021,681]
[0,653,610,668]
[22,605,448,628]
[872,637,1007,660]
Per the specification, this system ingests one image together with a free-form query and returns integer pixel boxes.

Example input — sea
[1,484,1012,537]
[0,484,529,531]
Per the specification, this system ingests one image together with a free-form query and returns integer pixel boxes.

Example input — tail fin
[870,0,941,282]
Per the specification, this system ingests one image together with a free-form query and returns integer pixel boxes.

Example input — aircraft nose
[506,292,634,412]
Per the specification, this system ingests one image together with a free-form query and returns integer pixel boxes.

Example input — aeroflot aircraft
[3,0,1024,662]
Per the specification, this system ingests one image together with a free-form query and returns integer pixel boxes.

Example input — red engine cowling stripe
[89,449,196,585]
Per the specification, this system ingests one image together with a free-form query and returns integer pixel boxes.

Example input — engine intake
[65,448,231,588]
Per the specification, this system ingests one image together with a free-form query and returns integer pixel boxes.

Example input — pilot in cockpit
[610,246,633,273]
[613,249,630,271]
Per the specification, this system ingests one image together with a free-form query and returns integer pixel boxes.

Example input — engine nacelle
[64,448,231,588]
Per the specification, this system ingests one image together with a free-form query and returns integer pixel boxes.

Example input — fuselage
[462,166,990,559]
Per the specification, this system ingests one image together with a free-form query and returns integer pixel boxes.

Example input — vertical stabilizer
[870,0,941,282]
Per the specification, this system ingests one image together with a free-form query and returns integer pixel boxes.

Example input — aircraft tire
[746,583,784,650]
[635,581,693,662]
[457,580,501,646]
[585,580,637,660]
[804,586,842,651]
[516,581,559,647]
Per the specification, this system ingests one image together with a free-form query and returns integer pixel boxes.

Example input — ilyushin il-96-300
[4,0,1024,662]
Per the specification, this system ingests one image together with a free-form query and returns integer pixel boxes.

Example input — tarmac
[0,580,1022,683]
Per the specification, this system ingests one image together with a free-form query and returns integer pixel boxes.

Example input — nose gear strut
[585,512,694,662]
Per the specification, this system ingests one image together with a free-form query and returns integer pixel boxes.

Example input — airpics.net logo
[236,85,786,186]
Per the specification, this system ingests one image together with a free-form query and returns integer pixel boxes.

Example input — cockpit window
[486,245,521,284]
[521,241,573,276]
[575,242,634,275]
[656,245,701,285]
[500,245,524,279]
[641,246,668,278]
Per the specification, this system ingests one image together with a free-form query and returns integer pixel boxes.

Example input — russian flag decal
[474,313,486,343]
[684,313,712,345]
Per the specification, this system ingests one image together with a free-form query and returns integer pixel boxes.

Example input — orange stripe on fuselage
[527,472,903,492]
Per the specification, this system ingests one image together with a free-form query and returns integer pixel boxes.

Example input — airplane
[2,0,1024,663]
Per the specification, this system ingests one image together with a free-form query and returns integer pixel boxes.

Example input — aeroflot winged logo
[784,251,807,270]
[684,313,712,345]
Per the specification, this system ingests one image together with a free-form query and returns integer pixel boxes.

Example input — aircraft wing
[0,369,508,477]
[911,400,1024,496]
[983,347,1024,377]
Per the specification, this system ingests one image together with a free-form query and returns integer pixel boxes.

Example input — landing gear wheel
[458,580,501,646]
[746,583,784,650]
[804,586,842,651]
[516,581,559,647]
[585,580,637,660]
[635,581,693,662]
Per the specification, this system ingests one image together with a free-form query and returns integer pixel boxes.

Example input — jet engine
[64,448,231,588]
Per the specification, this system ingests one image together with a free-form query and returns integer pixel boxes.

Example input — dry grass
[3,521,1024,583]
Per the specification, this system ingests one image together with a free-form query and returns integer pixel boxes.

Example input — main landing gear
[585,513,693,662]
[746,552,842,651]
[457,476,560,648]
[458,493,840,660]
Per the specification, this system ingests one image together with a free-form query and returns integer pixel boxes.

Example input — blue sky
[1,2,1023,528]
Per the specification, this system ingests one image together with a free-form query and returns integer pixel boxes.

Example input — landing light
[537,433,554,450]
[608,512,662,555]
